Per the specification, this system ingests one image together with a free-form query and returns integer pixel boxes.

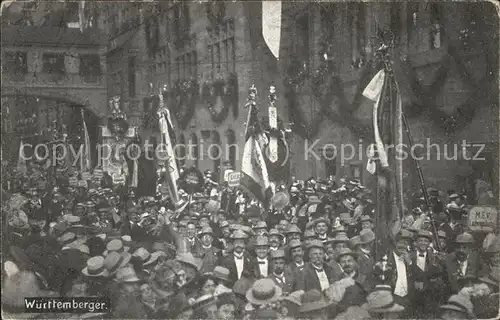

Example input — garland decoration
[201,73,239,124]
[205,2,226,33]
[396,37,496,134]
[170,79,199,130]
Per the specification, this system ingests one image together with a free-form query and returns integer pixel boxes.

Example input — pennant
[262,1,282,60]
[363,70,388,168]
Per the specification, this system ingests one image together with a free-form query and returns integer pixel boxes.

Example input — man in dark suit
[249,235,271,279]
[409,229,446,318]
[268,249,297,294]
[445,232,482,294]
[219,230,255,286]
[438,212,460,253]
[286,239,306,275]
[296,240,338,292]
[194,226,221,273]
[384,229,415,317]
[355,229,375,277]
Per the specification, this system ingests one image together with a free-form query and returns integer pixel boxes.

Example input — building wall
[278,2,499,197]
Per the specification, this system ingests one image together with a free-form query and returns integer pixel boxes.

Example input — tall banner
[262,1,282,60]
[241,85,272,203]
[158,92,180,205]
[81,109,91,173]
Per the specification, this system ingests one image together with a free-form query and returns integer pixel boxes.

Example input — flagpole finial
[245,84,258,109]
[269,85,277,104]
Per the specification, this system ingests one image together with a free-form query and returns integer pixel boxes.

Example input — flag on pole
[81,110,91,172]
[241,85,273,203]
[158,92,180,206]
[262,1,282,60]
[17,139,27,174]
[363,69,388,171]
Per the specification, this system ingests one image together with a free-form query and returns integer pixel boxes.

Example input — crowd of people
[1,162,499,320]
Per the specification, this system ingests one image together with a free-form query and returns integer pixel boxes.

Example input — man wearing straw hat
[220,229,255,285]
[195,226,221,273]
[445,232,482,294]
[296,240,337,292]
[269,249,297,294]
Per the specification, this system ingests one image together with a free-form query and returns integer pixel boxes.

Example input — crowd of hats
[1,163,499,320]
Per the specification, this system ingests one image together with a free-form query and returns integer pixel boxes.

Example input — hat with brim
[369,303,405,313]
[143,251,165,266]
[314,217,329,227]
[359,229,376,244]
[478,271,499,288]
[177,253,202,271]
[416,230,433,241]
[246,279,282,305]
[439,294,475,318]
[367,288,405,314]
[82,256,109,277]
[336,248,359,262]
[455,232,475,244]
[191,294,217,312]
[115,266,141,283]
[299,289,332,313]
[104,251,131,275]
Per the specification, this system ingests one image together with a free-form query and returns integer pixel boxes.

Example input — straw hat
[395,229,414,241]
[455,232,474,244]
[478,271,499,288]
[106,239,129,254]
[82,256,109,277]
[144,251,166,267]
[360,215,372,222]
[199,226,213,236]
[332,235,351,245]
[207,266,231,283]
[440,294,475,318]
[104,251,131,275]
[359,229,375,244]
[270,249,286,260]
[366,288,404,313]
[255,236,269,247]
[253,221,268,230]
[299,289,332,313]
[303,230,317,240]
[115,266,141,283]
[284,224,302,235]
[58,232,77,247]
[176,252,202,271]
[231,229,248,240]
[133,248,151,264]
[279,290,304,306]
[246,279,282,305]
[288,239,303,251]
[268,229,284,240]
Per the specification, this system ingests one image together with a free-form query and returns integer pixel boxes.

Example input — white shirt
[234,253,244,279]
[459,258,468,276]
[313,265,330,291]
[257,257,268,277]
[416,251,427,271]
[393,252,408,297]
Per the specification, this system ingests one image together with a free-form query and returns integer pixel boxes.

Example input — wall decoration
[107,96,129,140]
[201,73,238,124]
[171,79,199,130]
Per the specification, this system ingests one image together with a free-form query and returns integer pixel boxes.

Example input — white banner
[262,1,282,60]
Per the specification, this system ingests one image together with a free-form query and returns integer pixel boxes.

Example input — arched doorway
[1,95,100,171]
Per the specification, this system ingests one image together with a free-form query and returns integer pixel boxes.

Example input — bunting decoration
[240,85,273,204]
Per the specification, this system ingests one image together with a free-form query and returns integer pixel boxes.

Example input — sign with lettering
[468,206,498,232]
[227,172,241,187]
[224,169,234,182]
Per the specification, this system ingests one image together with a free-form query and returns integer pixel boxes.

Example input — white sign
[468,206,498,232]
[227,172,241,187]
[224,169,235,182]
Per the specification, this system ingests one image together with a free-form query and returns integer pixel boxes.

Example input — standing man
[185,221,200,254]
[220,230,254,286]
[296,240,337,292]
[252,236,271,279]
[287,239,306,275]
[269,249,296,294]
[444,232,481,294]
[356,229,375,277]
[194,226,221,273]
[410,230,445,318]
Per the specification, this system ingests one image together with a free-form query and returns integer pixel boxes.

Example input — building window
[429,3,443,49]
[3,51,27,76]
[207,18,235,79]
[79,54,101,83]
[128,56,136,97]
[43,53,65,75]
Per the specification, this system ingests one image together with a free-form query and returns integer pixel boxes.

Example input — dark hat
[335,248,358,262]
[270,249,286,260]
[288,239,302,251]
[300,289,332,313]
[306,240,324,251]
[416,230,433,240]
